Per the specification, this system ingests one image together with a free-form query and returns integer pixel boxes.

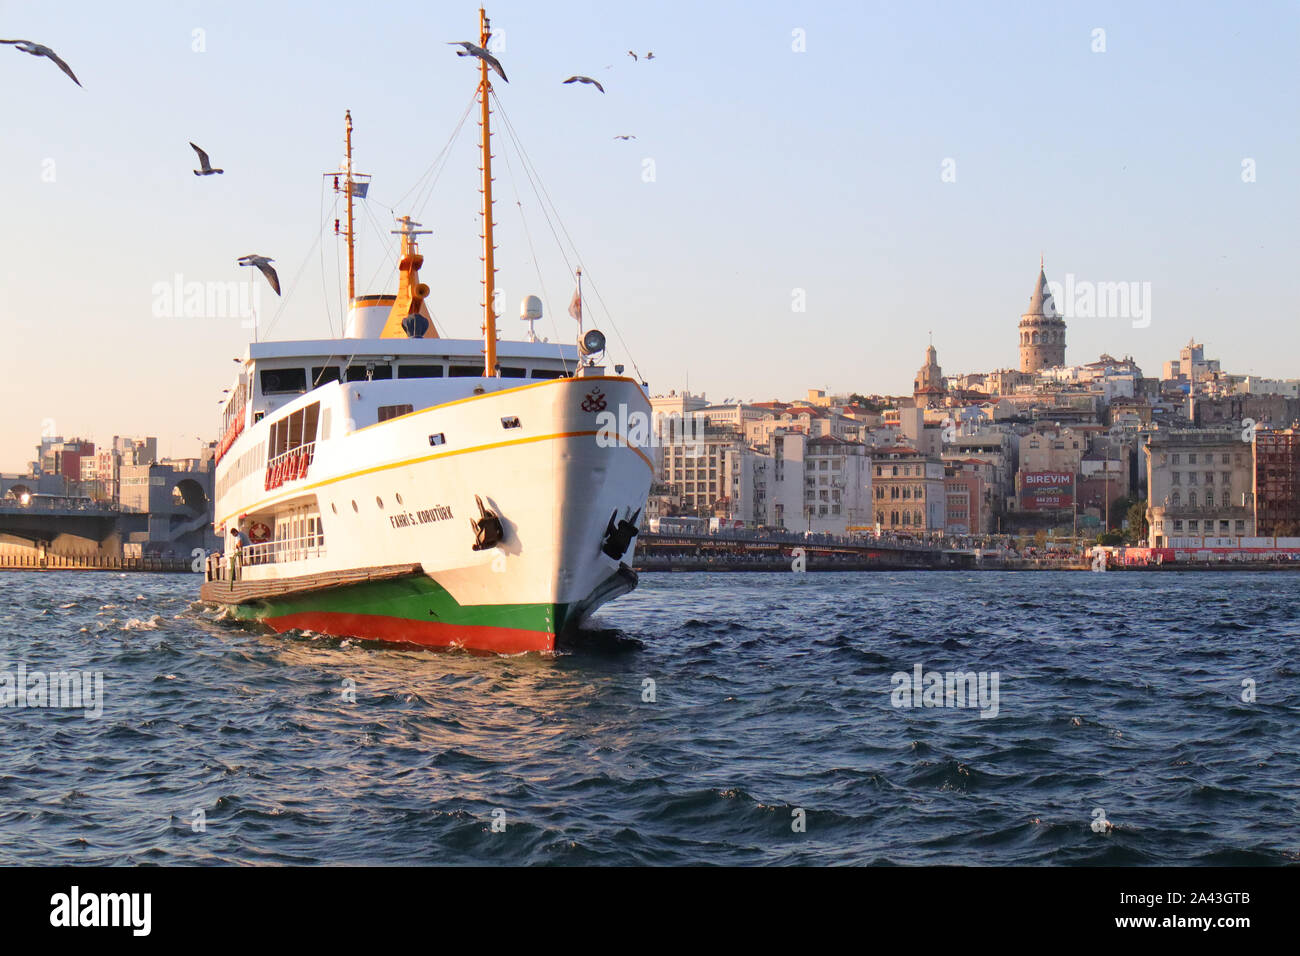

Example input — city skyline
[2,0,1297,471]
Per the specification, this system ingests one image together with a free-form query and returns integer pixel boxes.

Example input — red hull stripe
[265,611,555,654]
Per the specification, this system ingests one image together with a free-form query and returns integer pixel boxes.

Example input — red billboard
[1020,471,1074,510]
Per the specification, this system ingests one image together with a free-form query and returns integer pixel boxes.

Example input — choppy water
[0,570,1297,865]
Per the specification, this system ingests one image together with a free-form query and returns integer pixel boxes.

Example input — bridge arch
[173,477,208,513]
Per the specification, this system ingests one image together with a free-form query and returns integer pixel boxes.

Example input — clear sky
[1,0,1296,469]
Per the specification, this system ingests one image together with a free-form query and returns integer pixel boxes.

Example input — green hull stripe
[230,574,570,634]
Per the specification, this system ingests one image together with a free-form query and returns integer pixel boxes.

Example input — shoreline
[633,559,1300,573]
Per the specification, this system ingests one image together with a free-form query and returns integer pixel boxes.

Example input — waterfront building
[943,462,990,534]
[656,422,746,516]
[942,428,1017,515]
[1253,428,1300,536]
[1145,428,1255,546]
[37,437,95,492]
[804,435,873,532]
[642,483,680,523]
[871,447,946,534]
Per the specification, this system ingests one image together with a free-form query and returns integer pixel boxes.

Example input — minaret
[1018,256,1066,372]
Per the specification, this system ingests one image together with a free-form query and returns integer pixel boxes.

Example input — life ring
[248,521,272,543]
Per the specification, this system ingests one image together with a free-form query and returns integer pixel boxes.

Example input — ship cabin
[216,334,584,474]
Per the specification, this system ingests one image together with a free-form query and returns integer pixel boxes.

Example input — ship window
[351,500,358,512]
[267,402,321,460]
[428,433,446,446]
[499,367,526,378]
[501,416,521,429]
[260,367,307,395]
[395,493,403,505]
[530,368,567,379]
[449,365,482,377]
[312,366,342,387]
[331,502,337,514]
[378,404,414,423]
[375,496,384,509]
[346,364,392,381]
[397,364,444,379]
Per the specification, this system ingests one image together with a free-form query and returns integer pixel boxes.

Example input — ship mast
[478,8,499,376]
[329,111,368,312]
[345,110,356,304]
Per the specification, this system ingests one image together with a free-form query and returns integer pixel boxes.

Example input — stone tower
[1018,258,1066,372]
[913,340,946,408]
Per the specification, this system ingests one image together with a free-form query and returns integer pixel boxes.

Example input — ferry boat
[199,9,652,653]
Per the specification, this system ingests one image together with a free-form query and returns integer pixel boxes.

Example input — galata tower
[1018,257,1066,372]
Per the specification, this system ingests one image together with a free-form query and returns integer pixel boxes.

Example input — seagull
[0,39,81,87]
[563,75,605,93]
[447,41,508,82]
[613,134,636,141]
[626,50,638,61]
[189,142,223,176]
[645,52,655,60]
[238,255,281,296]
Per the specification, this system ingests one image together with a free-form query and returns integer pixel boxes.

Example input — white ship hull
[202,372,653,653]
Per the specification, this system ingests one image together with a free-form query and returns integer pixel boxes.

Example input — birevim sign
[1020,471,1074,510]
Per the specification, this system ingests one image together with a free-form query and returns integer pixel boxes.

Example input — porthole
[376,496,384,509]
[331,502,337,514]
[351,500,358,512]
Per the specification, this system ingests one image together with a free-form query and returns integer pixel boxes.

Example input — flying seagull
[563,75,605,93]
[189,142,224,176]
[626,50,638,61]
[645,52,655,60]
[447,41,508,82]
[0,39,81,87]
[613,134,636,141]
[238,255,281,296]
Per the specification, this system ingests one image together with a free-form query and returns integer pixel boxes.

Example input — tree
[1125,498,1148,544]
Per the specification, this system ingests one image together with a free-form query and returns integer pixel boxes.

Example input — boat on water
[199,9,653,653]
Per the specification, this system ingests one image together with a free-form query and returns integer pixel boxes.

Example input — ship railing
[264,442,316,491]
[207,533,327,581]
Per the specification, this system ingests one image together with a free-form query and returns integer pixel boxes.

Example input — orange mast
[478,8,498,376]
[345,110,356,304]
[329,111,367,309]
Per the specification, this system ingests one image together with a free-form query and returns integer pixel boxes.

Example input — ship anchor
[601,507,641,561]
[470,495,504,551]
